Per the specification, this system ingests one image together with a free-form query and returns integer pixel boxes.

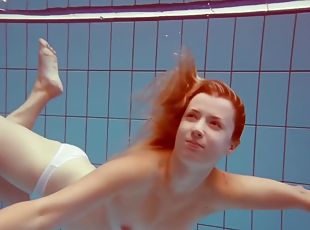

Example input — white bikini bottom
[30,143,89,200]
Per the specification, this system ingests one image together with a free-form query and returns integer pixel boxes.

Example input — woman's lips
[185,140,204,150]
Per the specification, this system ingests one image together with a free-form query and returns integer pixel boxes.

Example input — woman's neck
[167,150,214,194]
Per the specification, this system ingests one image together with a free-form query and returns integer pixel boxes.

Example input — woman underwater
[0,38,309,230]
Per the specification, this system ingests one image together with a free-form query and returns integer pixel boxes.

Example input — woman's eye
[186,113,197,119]
[210,121,222,129]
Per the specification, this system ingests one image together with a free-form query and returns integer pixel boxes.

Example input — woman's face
[174,93,235,167]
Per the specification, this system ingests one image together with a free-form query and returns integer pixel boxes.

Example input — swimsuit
[30,143,89,200]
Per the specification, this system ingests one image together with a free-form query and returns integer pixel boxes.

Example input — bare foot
[35,38,63,98]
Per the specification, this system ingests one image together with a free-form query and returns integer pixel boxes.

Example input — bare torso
[44,146,220,230]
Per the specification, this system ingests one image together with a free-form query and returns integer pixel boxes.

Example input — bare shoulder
[206,169,253,193]
[204,168,227,190]
[202,168,254,211]
[95,146,165,191]
[198,168,234,211]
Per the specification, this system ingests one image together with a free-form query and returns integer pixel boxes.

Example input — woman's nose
[191,128,203,139]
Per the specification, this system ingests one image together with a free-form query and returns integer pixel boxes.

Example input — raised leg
[0,115,61,194]
[7,38,63,129]
[0,38,63,206]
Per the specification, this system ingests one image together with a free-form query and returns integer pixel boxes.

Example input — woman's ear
[227,140,240,154]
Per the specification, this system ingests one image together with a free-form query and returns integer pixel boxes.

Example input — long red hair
[137,52,245,150]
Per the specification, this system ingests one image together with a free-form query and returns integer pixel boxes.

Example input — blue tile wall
[6,0,27,10]
[254,126,285,181]
[46,116,66,142]
[225,209,252,230]
[252,210,281,230]
[233,16,263,71]
[69,0,90,7]
[131,72,154,119]
[227,126,255,175]
[66,71,88,116]
[287,73,310,127]
[91,0,112,7]
[47,0,68,8]
[107,119,129,159]
[261,14,295,71]
[111,22,134,70]
[27,0,47,10]
[206,18,234,71]
[7,24,27,68]
[89,23,111,70]
[182,19,208,71]
[0,69,5,114]
[136,0,159,4]
[157,20,182,70]
[130,119,146,144]
[292,13,310,70]
[285,128,310,184]
[66,116,87,149]
[109,71,131,118]
[283,209,310,230]
[231,72,259,125]
[257,72,289,126]
[87,71,109,117]
[133,22,157,70]
[86,117,108,164]
[0,24,5,69]
[6,70,26,113]
[68,24,90,70]
[198,212,225,228]
[32,116,45,137]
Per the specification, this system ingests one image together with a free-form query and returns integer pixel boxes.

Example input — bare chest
[105,188,211,230]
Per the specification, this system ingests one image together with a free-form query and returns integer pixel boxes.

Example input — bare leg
[0,177,28,207]
[1,38,63,206]
[7,38,63,129]
[0,115,60,193]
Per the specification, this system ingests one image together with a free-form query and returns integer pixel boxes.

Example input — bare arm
[213,171,310,212]
[0,201,44,230]
[0,154,153,230]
